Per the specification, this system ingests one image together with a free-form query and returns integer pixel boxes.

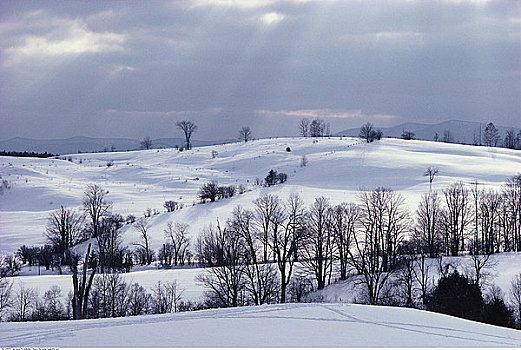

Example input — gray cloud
[0,0,519,141]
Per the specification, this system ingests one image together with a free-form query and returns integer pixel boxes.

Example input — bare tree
[396,255,416,306]
[480,189,503,254]
[42,285,64,320]
[359,122,381,143]
[128,282,149,316]
[348,188,409,304]
[0,277,12,320]
[229,206,278,305]
[165,280,183,312]
[134,218,152,265]
[45,206,85,260]
[298,118,309,137]
[83,184,111,239]
[90,272,127,318]
[69,243,97,320]
[302,197,334,290]
[238,126,253,142]
[151,281,168,313]
[442,182,471,256]
[360,187,408,272]
[141,136,153,150]
[503,174,521,252]
[504,129,517,149]
[164,221,190,265]
[483,122,500,147]
[96,214,125,273]
[424,167,438,194]
[272,193,307,302]
[414,192,442,258]
[288,272,313,302]
[196,222,247,307]
[176,120,198,150]
[470,180,482,254]
[359,122,374,142]
[12,281,37,321]
[254,195,284,263]
[469,253,496,288]
[332,203,358,280]
[412,254,430,306]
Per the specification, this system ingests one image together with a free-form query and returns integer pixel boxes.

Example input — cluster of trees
[426,271,517,328]
[0,276,196,322]
[299,118,331,137]
[190,174,521,328]
[359,123,383,143]
[412,175,521,257]
[401,130,415,140]
[198,182,238,203]
[479,123,521,149]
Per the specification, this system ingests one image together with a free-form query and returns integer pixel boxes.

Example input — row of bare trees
[194,174,521,308]
[0,274,187,322]
[413,175,521,258]
[194,189,408,307]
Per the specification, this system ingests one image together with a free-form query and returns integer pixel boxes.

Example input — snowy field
[1,137,520,254]
[1,137,521,347]
[0,303,520,347]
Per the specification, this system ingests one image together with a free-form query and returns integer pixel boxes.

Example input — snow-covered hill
[0,303,519,347]
[1,137,520,254]
[1,137,521,347]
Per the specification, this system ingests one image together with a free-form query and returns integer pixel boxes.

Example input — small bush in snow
[218,185,236,199]
[264,170,288,186]
[164,200,183,212]
[199,182,220,203]
[126,214,136,224]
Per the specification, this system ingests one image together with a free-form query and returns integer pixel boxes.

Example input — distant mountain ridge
[335,120,519,144]
[0,136,235,155]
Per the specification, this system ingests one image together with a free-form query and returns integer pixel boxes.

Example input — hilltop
[1,136,519,253]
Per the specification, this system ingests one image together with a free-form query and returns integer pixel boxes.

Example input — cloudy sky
[0,0,519,141]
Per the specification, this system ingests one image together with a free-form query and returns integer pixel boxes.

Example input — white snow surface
[0,303,520,347]
[1,137,520,254]
[1,137,521,347]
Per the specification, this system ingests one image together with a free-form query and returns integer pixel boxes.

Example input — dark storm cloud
[0,0,519,140]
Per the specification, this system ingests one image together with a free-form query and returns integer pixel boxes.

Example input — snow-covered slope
[1,137,520,254]
[0,303,519,347]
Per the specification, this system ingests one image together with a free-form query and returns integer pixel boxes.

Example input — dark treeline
[0,151,57,158]
[1,174,521,328]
